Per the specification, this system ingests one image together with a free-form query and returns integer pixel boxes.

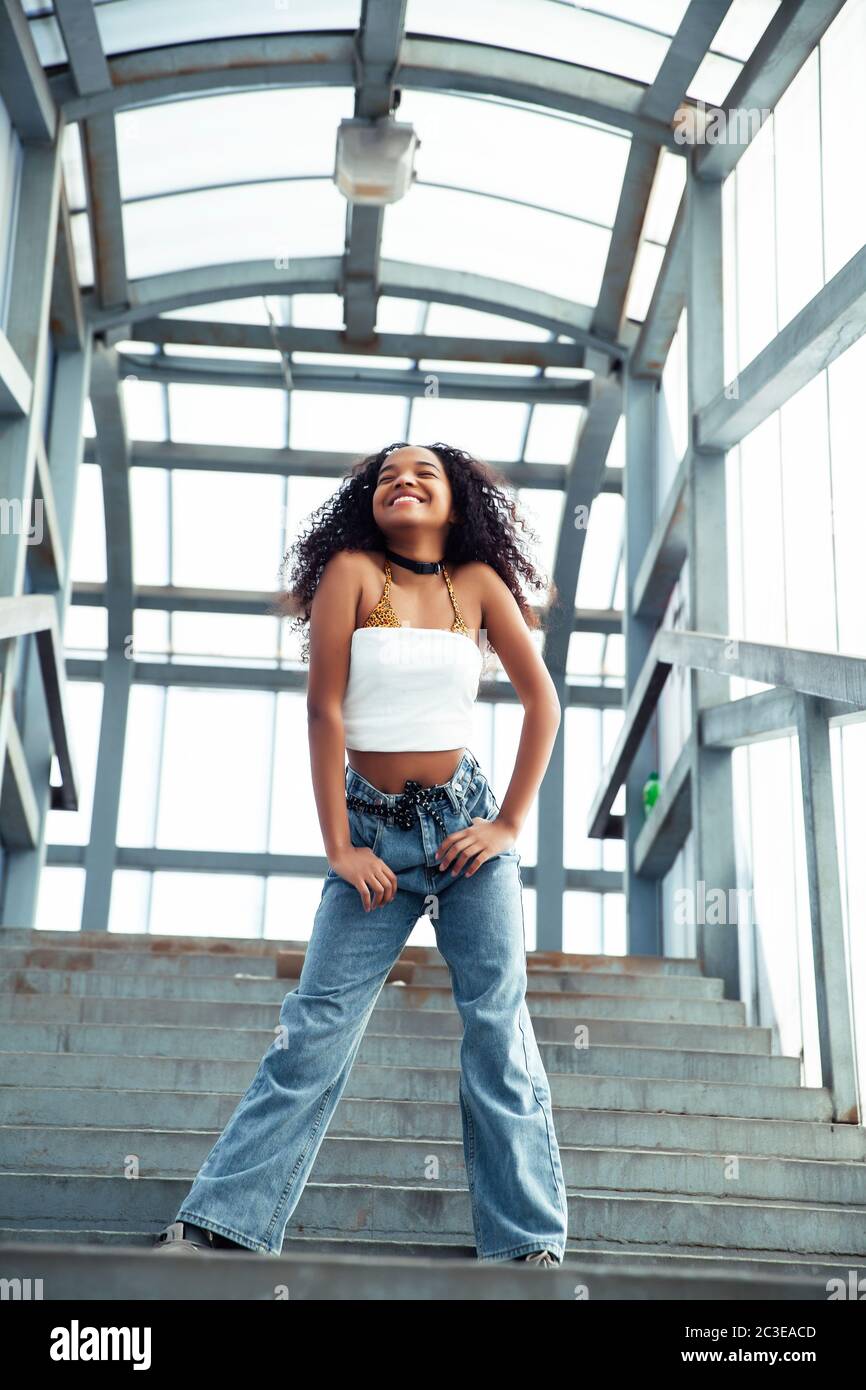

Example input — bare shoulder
[450,560,511,624]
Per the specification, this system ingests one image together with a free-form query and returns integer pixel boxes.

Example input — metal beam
[632,445,688,619]
[64,657,623,709]
[116,349,592,404]
[591,0,731,343]
[51,184,87,351]
[623,371,662,953]
[128,315,597,368]
[341,0,407,339]
[695,0,847,182]
[0,328,32,417]
[0,0,57,140]
[795,692,859,1123]
[81,345,134,931]
[587,626,866,840]
[85,257,634,355]
[54,0,128,312]
[81,438,623,494]
[50,32,682,147]
[544,375,624,672]
[72,582,622,634]
[633,731,693,880]
[630,195,686,378]
[697,241,866,452]
[45,841,622,894]
[701,687,865,749]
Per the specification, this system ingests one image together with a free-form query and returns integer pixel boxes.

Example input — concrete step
[0,1056,831,1120]
[0,928,707,975]
[4,1122,866,1203]
[0,967,741,1020]
[0,1087,857,1157]
[4,1226,863,1284]
[0,948,727,997]
[0,993,770,1053]
[0,1241,833,1300]
[2,1174,865,1258]
[0,1022,802,1083]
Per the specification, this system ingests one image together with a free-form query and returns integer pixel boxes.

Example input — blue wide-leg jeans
[174,749,569,1262]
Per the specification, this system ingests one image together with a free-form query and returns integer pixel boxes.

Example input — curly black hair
[273,441,561,663]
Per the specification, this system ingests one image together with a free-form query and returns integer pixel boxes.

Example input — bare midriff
[345,747,466,793]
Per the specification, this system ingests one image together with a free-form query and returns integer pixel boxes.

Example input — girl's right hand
[328,846,398,911]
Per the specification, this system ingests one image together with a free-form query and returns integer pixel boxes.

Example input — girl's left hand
[434,816,516,878]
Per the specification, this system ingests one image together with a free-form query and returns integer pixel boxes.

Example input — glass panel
[779,373,837,652]
[738,414,786,646]
[108,870,151,934]
[170,612,280,666]
[123,179,346,279]
[820,0,866,279]
[155,688,274,851]
[289,391,408,453]
[686,52,741,105]
[659,307,688,504]
[61,121,86,212]
[626,240,664,323]
[733,114,776,370]
[423,302,550,341]
[170,471,285,590]
[774,51,822,330]
[400,90,629,226]
[63,605,107,656]
[69,464,106,584]
[575,494,623,609]
[121,377,166,441]
[35,867,86,932]
[827,333,866,655]
[562,891,603,952]
[642,150,686,246]
[269,693,328,857]
[149,872,265,938]
[523,404,585,464]
[168,383,286,448]
[709,0,780,60]
[409,397,528,461]
[264,875,335,943]
[405,0,669,83]
[46,682,104,846]
[382,184,611,308]
[117,89,355,200]
[117,685,164,847]
[130,468,170,586]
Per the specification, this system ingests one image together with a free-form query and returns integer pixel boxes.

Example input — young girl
[156,441,569,1265]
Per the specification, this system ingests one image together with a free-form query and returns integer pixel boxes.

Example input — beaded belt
[346,779,455,838]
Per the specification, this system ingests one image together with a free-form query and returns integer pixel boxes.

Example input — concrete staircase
[0,925,864,1300]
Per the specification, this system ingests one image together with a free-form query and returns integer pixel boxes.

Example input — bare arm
[305,551,397,909]
[479,565,561,835]
[306,551,357,860]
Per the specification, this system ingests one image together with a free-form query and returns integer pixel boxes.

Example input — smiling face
[371,446,458,540]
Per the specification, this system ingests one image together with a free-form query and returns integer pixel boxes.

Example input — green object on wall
[642,771,661,818]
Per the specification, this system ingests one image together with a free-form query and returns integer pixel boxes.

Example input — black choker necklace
[385,546,445,575]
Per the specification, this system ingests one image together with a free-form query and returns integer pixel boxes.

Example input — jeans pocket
[347,803,384,857]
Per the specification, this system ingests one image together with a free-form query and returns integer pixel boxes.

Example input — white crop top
[342,627,483,751]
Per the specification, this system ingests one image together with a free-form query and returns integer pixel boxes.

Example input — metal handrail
[0,594,78,811]
[587,628,866,839]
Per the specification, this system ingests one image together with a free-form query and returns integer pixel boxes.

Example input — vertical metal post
[795,695,859,1123]
[0,139,62,927]
[623,370,661,954]
[685,152,739,998]
[2,343,92,927]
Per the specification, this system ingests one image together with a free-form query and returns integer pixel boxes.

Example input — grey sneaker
[521,1249,559,1267]
[153,1220,257,1254]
